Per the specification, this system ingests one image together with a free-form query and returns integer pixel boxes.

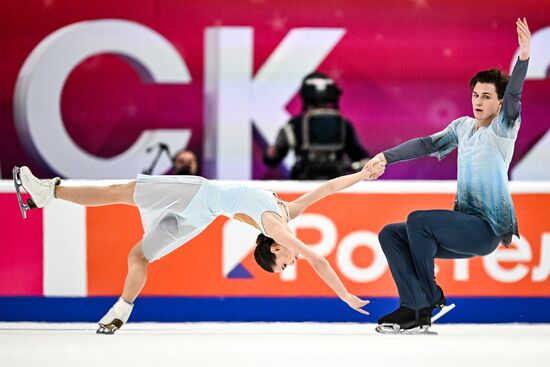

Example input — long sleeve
[383,118,461,164]
[503,57,529,125]
[383,137,433,164]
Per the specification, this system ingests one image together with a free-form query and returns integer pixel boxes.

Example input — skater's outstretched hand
[516,17,531,61]
[342,293,370,315]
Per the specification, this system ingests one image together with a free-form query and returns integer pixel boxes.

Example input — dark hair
[469,69,509,100]
[254,234,276,273]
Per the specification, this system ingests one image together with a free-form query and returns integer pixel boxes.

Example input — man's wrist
[379,153,388,165]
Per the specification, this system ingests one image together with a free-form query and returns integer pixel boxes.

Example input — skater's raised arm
[501,18,530,126]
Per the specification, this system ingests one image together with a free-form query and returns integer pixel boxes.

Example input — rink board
[1,296,550,323]
[1,180,549,322]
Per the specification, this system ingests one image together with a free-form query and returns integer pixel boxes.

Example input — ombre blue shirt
[384,58,529,245]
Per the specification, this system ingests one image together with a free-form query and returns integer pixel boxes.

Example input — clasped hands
[362,153,387,180]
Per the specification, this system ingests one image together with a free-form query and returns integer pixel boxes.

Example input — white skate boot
[97,298,134,335]
[13,166,60,218]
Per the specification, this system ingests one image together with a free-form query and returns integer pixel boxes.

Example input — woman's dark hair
[469,69,510,100]
[254,234,276,273]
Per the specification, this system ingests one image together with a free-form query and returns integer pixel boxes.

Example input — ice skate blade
[13,166,22,185]
[96,324,117,335]
[431,303,456,323]
[96,319,124,335]
[375,325,437,335]
[13,166,29,219]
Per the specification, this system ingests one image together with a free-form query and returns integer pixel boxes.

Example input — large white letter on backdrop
[13,19,191,178]
[204,27,345,179]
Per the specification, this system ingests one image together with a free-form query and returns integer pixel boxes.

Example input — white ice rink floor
[1,322,549,367]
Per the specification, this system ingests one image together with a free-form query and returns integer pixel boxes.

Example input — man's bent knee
[406,210,430,227]
[378,223,401,247]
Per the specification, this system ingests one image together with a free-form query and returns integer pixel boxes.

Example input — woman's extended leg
[17,165,136,208]
[55,181,137,207]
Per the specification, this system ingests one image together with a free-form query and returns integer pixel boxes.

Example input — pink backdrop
[1,0,549,179]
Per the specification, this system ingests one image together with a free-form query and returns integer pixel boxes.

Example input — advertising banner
[1,180,549,322]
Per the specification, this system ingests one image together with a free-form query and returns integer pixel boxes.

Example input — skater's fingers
[354,308,370,316]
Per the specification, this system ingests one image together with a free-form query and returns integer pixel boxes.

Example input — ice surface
[1,322,549,367]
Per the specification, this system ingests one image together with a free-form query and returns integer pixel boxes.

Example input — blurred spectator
[264,72,370,180]
[172,149,199,176]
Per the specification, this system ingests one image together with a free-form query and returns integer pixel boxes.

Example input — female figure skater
[13,163,382,334]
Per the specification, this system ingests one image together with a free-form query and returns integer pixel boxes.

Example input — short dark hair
[254,234,276,273]
[469,69,510,100]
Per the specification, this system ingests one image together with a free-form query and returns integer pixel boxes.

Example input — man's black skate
[433,284,446,310]
[376,286,456,334]
[13,166,36,219]
[376,306,427,333]
[376,306,435,334]
[430,285,456,323]
[418,285,447,328]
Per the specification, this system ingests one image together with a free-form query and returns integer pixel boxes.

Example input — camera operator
[172,149,199,176]
[264,72,370,180]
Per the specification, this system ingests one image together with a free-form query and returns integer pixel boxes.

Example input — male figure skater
[365,18,531,333]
